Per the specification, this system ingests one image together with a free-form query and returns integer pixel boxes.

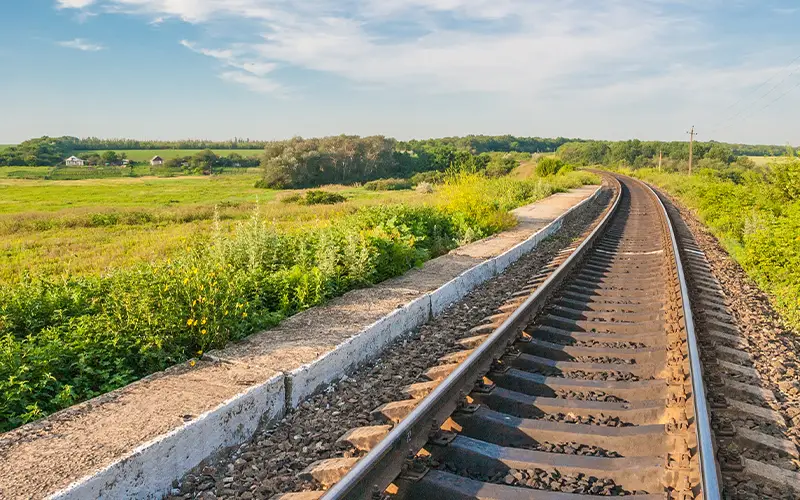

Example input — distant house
[150,155,164,166]
[65,156,85,167]
[122,159,131,166]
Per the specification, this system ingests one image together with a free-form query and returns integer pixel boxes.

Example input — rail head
[641,179,722,500]
[322,174,622,499]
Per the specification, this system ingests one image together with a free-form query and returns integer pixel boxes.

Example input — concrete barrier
[287,295,432,408]
[50,373,285,500]
[429,259,496,316]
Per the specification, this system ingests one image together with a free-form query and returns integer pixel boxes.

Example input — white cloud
[57,38,105,51]
[180,39,280,92]
[52,0,782,107]
[219,71,281,94]
[56,0,96,8]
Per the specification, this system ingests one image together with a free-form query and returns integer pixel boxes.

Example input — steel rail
[644,180,722,500]
[322,175,622,500]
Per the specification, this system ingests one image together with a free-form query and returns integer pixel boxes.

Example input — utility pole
[686,126,697,175]
[658,149,663,172]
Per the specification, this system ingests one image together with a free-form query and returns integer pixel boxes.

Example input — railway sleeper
[426,435,665,493]
[449,405,670,457]
[472,387,665,425]
[517,337,663,364]
[490,368,665,402]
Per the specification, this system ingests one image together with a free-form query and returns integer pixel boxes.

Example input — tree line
[65,137,269,151]
[397,135,579,154]
[555,139,796,171]
[258,135,531,188]
[2,134,794,172]
[0,137,265,167]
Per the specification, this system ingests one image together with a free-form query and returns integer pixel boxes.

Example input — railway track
[279,174,720,499]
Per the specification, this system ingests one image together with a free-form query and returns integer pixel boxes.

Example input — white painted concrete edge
[49,373,285,500]
[48,185,601,500]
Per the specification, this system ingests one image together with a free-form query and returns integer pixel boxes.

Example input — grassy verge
[628,165,800,330]
[0,170,596,431]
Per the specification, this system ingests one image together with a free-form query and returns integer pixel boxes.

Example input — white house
[65,156,85,167]
[150,155,164,166]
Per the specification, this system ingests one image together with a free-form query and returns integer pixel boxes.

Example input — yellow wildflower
[189,360,196,367]
[201,329,207,335]
[187,318,193,326]
[201,318,207,325]
[242,312,248,318]
[183,278,189,285]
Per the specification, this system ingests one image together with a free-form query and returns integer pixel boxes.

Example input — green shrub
[410,171,445,185]
[485,156,519,178]
[535,157,565,176]
[363,178,413,191]
[281,190,347,205]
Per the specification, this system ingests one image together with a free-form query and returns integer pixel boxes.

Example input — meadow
[82,149,263,161]
[0,168,598,430]
[746,156,787,166]
[0,173,434,282]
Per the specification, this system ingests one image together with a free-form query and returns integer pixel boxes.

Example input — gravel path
[166,190,612,500]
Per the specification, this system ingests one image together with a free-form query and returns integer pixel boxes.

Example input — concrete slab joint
[39,184,602,500]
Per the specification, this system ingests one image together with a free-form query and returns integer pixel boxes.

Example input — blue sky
[1,0,799,144]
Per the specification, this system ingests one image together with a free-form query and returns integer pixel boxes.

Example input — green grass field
[0,173,429,282]
[81,149,263,161]
[746,156,790,166]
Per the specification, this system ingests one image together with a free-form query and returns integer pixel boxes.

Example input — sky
[1,0,799,145]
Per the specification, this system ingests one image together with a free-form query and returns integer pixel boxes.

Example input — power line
[739,78,800,121]
[708,53,800,136]
[710,66,800,133]
[719,53,800,115]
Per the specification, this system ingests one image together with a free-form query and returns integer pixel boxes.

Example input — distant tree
[191,150,220,175]
[734,156,757,169]
[101,150,119,165]
[705,144,734,164]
